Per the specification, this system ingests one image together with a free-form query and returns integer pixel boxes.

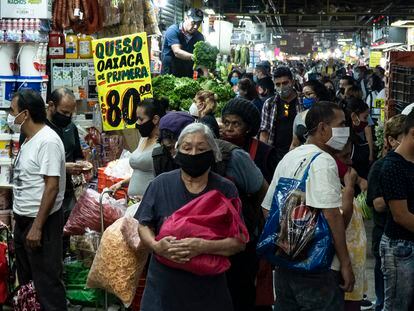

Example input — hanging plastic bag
[257,153,335,272]
[87,217,148,307]
[156,190,249,276]
[64,189,126,236]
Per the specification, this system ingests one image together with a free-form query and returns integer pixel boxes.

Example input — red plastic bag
[64,189,126,236]
[156,190,249,276]
[0,243,8,304]
[13,281,41,311]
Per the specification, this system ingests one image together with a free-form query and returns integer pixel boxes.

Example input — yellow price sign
[92,32,153,131]
[369,51,382,68]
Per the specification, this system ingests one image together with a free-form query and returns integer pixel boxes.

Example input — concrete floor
[365,219,377,303]
[4,220,378,311]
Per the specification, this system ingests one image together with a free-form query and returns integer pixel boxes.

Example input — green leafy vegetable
[356,192,372,220]
[193,41,219,71]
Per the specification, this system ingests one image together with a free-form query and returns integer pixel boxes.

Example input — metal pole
[99,189,113,311]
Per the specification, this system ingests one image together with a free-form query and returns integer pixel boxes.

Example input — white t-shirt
[262,144,342,211]
[13,126,66,217]
[262,144,342,271]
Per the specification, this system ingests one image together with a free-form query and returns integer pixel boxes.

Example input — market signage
[92,32,153,131]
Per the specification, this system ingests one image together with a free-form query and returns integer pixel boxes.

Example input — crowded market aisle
[0,0,414,310]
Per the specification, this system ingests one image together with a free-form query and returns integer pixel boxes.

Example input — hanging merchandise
[52,0,104,35]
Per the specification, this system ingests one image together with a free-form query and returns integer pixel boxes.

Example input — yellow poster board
[369,51,382,68]
[92,33,153,131]
[375,98,385,122]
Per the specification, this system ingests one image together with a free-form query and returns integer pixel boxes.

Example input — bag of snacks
[87,217,148,307]
[64,189,126,236]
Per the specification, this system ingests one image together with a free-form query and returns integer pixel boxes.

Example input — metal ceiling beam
[266,24,372,28]
[224,12,414,17]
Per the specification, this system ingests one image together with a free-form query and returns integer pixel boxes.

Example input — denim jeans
[379,235,414,311]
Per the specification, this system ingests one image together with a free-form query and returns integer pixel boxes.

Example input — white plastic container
[0,134,11,159]
[17,44,41,77]
[0,76,16,108]
[0,44,16,76]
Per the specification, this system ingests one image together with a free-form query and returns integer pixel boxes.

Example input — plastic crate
[97,167,128,200]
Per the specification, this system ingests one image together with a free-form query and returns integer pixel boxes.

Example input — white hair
[176,123,222,162]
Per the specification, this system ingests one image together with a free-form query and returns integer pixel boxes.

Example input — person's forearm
[393,213,414,232]
[342,187,354,228]
[373,197,386,213]
[323,208,352,267]
[200,238,245,256]
[365,127,374,156]
[138,224,157,251]
[174,49,193,61]
[32,183,59,230]
[259,131,269,144]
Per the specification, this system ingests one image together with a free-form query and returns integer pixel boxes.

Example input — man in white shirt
[262,101,355,310]
[9,90,67,310]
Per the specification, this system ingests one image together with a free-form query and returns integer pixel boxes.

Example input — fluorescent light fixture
[204,8,215,15]
[338,38,353,42]
[391,20,414,27]
[235,15,251,20]
[159,0,168,8]
[273,35,282,38]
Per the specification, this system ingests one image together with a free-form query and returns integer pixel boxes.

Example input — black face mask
[136,119,155,137]
[174,150,215,178]
[52,111,72,128]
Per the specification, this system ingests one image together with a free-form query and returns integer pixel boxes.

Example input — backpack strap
[249,138,259,160]
[300,152,322,184]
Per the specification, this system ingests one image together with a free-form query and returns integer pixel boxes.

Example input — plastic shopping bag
[64,189,126,236]
[156,190,249,276]
[13,281,41,311]
[87,217,148,307]
[257,153,334,272]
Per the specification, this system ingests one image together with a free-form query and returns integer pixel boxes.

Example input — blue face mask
[230,77,239,86]
[302,97,316,109]
[253,76,258,83]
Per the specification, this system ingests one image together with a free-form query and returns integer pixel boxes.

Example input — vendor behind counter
[161,8,204,78]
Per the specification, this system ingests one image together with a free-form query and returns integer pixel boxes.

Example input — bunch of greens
[199,79,235,115]
[356,192,373,220]
[152,75,201,110]
[193,41,220,71]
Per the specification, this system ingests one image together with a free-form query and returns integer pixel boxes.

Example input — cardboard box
[1,0,52,19]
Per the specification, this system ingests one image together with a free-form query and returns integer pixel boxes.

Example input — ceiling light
[204,8,215,15]
[391,20,414,27]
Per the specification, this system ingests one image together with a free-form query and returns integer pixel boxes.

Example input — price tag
[92,33,153,131]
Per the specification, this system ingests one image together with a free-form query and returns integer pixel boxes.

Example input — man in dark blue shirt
[161,8,204,78]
